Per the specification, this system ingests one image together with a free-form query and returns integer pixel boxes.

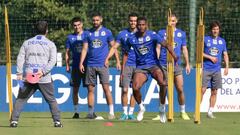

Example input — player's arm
[105,41,121,69]
[122,52,128,72]
[41,44,57,77]
[16,42,26,80]
[182,46,191,74]
[203,53,218,63]
[65,48,70,72]
[79,42,88,73]
[156,43,161,60]
[223,51,229,75]
[160,41,178,62]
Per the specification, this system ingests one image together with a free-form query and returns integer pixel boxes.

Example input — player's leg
[120,66,136,120]
[70,68,81,118]
[208,71,222,118]
[201,70,212,103]
[132,70,147,121]
[174,73,190,120]
[10,83,37,127]
[119,66,130,120]
[98,67,115,119]
[150,66,167,123]
[38,83,62,127]
[85,67,97,119]
[128,66,136,120]
[128,95,136,120]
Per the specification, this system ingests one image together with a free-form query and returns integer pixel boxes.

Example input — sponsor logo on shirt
[92,39,103,48]
[208,47,219,56]
[138,45,149,55]
[77,35,82,40]
[213,39,217,44]
[94,31,99,37]
[138,37,144,44]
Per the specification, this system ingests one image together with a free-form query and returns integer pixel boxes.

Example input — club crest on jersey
[92,39,103,48]
[138,45,149,55]
[101,31,106,36]
[146,36,151,41]
[207,43,211,47]
[219,40,223,44]
[208,47,219,56]
[177,32,182,37]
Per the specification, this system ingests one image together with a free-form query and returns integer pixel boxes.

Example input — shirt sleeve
[16,41,27,74]
[42,43,57,76]
[181,31,187,46]
[155,32,164,44]
[66,35,71,49]
[83,31,89,43]
[223,39,227,52]
[107,30,115,42]
[115,32,122,44]
[123,38,131,53]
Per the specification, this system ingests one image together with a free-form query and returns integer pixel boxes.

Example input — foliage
[0,0,239,67]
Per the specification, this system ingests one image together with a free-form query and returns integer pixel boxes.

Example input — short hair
[210,21,221,30]
[137,17,147,23]
[91,12,102,18]
[71,17,83,25]
[171,12,178,19]
[128,13,138,19]
[36,21,48,35]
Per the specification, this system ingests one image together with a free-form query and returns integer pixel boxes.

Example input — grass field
[0,112,239,135]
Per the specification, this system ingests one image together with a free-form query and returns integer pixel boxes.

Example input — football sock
[123,106,128,115]
[129,107,135,115]
[109,104,114,115]
[159,103,165,113]
[180,105,186,113]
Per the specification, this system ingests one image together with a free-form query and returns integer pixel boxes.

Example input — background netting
[0,0,239,67]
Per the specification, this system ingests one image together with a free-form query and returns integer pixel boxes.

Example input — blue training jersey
[66,31,88,69]
[126,30,163,69]
[158,28,187,66]
[83,27,114,67]
[116,28,136,66]
[203,36,227,71]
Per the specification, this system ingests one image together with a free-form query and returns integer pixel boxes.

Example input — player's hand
[174,56,179,67]
[185,64,191,75]
[120,74,124,83]
[66,65,70,73]
[116,61,121,70]
[224,68,228,76]
[37,69,44,78]
[17,74,23,80]
[104,59,109,68]
[80,64,85,73]
[210,56,218,64]
[36,69,44,78]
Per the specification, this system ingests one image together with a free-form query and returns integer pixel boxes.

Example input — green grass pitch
[0,112,239,135]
